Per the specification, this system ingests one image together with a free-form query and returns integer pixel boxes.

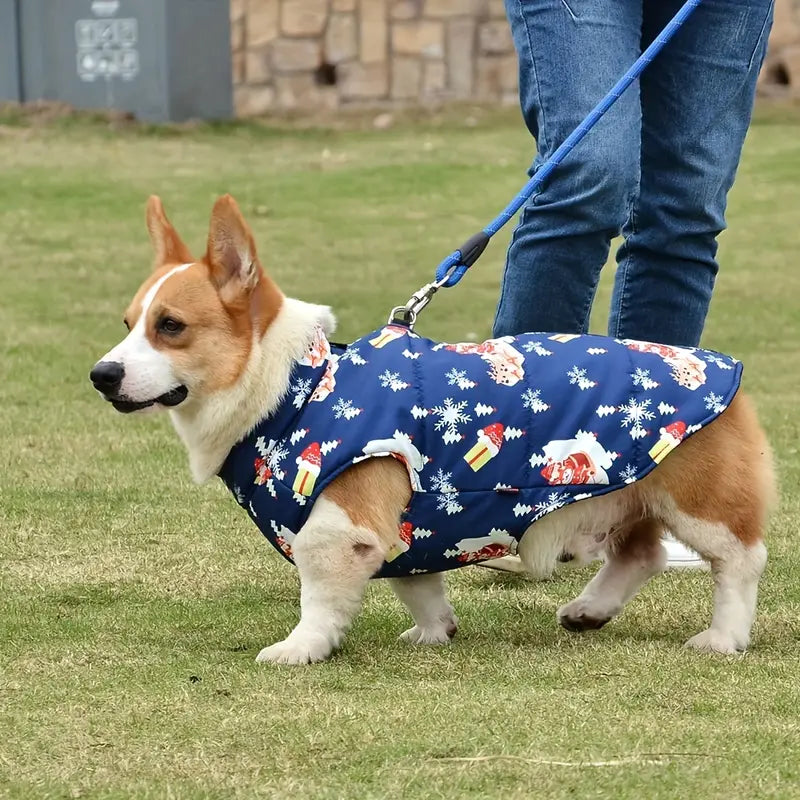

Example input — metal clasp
[387,265,460,329]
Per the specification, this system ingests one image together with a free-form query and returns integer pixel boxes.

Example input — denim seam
[493,211,523,334]
[611,129,643,339]
[577,270,597,335]
[516,0,549,155]
[747,1,775,73]
[612,220,637,340]
[559,0,578,22]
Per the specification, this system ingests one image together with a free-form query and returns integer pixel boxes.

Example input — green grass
[2,104,800,799]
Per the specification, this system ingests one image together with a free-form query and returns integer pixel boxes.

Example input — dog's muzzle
[89,360,188,413]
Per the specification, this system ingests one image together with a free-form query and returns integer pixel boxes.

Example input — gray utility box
[0,0,21,101]
[3,0,232,122]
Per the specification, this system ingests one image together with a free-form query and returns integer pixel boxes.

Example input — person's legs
[493,0,643,338]
[609,0,774,346]
[611,0,772,568]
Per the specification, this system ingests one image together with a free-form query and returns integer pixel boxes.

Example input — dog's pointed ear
[205,195,261,294]
[145,196,194,268]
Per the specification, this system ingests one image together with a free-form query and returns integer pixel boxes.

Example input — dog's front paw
[557,598,618,633]
[256,632,332,665]
[399,619,457,645]
[685,628,746,655]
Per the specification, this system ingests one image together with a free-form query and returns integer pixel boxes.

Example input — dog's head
[90,195,283,413]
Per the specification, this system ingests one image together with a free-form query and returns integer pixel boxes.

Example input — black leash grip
[458,231,491,268]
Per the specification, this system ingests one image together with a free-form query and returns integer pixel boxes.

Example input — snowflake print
[252,437,289,497]
[255,436,290,481]
[266,440,289,478]
[332,398,362,420]
[436,492,464,516]
[618,397,655,440]
[632,368,659,390]
[446,368,477,390]
[429,468,456,493]
[521,387,549,413]
[378,370,410,392]
[704,354,733,371]
[339,347,367,365]
[567,365,597,390]
[532,491,570,520]
[704,392,727,413]
[619,463,638,484]
[428,469,463,514]
[290,377,312,409]
[522,340,553,356]
[429,398,472,444]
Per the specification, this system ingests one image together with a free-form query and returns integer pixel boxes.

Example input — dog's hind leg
[667,511,766,654]
[647,392,774,653]
[556,518,667,632]
[517,495,623,581]
[474,555,530,575]
[390,573,458,645]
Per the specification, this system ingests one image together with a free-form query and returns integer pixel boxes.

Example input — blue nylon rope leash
[390,0,704,328]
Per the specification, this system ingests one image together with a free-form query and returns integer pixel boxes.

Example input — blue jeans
[493,0,773,347]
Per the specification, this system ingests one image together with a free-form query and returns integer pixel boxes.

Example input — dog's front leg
[256,497,386,665]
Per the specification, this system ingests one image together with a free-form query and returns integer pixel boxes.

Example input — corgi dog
[90,195,775,664]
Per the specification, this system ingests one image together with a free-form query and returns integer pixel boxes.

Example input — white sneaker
[662,533,708,570]
[476,534,707,576]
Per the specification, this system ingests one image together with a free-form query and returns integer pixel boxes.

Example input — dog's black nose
[90,361,125,394]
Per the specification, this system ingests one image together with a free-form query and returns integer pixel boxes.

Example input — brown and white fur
[90,195,775,664]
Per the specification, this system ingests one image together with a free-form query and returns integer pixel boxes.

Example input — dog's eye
[123,318,130,331]
[159,317,185,335]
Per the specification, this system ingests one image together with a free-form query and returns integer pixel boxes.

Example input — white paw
[255,632,332,665]
[399,620,457,645]
[685,628,747,654]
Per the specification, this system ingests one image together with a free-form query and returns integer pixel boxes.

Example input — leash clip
[388,268,457,329]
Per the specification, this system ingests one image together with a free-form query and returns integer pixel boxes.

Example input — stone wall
[231,0,800,117]
[760,0,800,94]
[231,0,516,115]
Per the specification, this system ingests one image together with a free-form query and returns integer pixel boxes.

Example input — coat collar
[217,329,339,493]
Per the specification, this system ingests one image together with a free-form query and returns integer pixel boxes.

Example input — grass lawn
[1,103,800,799]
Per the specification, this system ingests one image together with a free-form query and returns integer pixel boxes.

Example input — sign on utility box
[11,0,232,122]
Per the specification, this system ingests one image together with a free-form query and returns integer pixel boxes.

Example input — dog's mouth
[109,385,188,413]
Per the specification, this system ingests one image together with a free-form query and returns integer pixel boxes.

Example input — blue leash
[390,0,704,327]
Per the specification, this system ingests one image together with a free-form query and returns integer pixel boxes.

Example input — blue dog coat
[218,325,741,578]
